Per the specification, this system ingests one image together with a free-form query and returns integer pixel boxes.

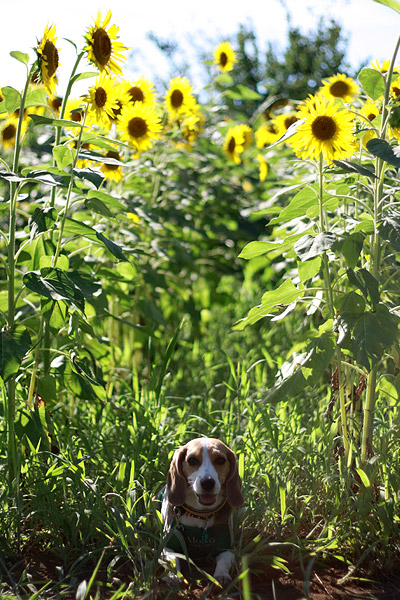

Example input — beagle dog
[160,437,244,586]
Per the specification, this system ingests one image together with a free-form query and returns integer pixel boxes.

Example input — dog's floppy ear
[166,446,187,506]
[226,448,244,508]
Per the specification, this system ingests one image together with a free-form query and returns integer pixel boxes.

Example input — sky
[1,0,400,96]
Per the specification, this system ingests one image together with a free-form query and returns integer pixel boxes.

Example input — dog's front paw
[214,573,232,588]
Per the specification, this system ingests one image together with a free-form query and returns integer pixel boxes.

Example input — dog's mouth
[198,493,217,506]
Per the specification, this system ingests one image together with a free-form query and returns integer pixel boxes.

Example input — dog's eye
[187,456,200,466]
[214,456,226,465]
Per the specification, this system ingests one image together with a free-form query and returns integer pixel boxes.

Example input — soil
[3,547,400,599]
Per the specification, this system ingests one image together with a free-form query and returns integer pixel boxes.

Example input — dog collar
[178,498,227,519]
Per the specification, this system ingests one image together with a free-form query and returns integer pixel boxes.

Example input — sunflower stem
[318,154,350,465]
[360,35,400,466]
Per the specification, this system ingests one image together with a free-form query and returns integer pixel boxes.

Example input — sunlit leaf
[372,0,400,14]
[0,326,31,382]
[294,232,337,262]
[2,86,21,113]
[10,51,30,66]
[358,68,386,100]
[353,305,399,370]
[23,268,85,313]
[366,138,400,167]
[28,207,57,241]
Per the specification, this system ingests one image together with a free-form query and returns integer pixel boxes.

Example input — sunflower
[256,154,268,182]
[255,123,279,148]
[370,59,391,74]
[290,94,355,164]
[84,10,128,77]
[388,105,400,141]
[320,73,359,103]
[117,102,162,154]
[100,149,123,182]
[236,124,252,149]
[165,77,196,119]
[223,125,246,164]
[121,77,157,107]
[213,42,237,73]
[391,76,400,102]
[63,98,86,132]
[47,95,63,115]
[35,23,60,96]
[1,115,27,150]
[86,73,120,129]
[272,112,299,138]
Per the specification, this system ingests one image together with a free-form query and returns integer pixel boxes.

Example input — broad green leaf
[15,407,53,451]
[40,255,69,271]
[269,186,317,226]
[366,138,400,167]
[341,233,364,268]
[0,326,31,382]
[25,88,48,108]
[85,197,113,218]
[70,71,97,86]
[25,169,68,187]
[63,217,97,238]
[10,51,30,66]
[28,207,57,241]
[332,159,377,179]
[23,268,85,313]
[2,86,21,113]
[294,232,337,262]
[265,333,335,402]
[96,232,128,261]
[68,271,102,298]
[372,0,400,13]
[73,167,104,189]
[353,305,399,370]
[347,268,380,308]
[78,149,124,165]
[87,190,125,211]
[224,84,262,100]
[28,113,86,129]
[233,278,304,330]
[381,208,400,250]
[53,146,74,170]
[298,256,321,282]
[0,171,25,183]
[358,68,385,100]
[214,73,234,86]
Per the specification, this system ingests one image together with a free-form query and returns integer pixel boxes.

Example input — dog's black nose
[200,477,216,492]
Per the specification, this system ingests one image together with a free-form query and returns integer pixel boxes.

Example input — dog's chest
[168,513,233,560]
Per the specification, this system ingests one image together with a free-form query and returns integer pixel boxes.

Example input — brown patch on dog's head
[224,444,244,508]
[166,445,188,506]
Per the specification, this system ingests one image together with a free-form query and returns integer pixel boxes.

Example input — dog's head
[166,437,244,509]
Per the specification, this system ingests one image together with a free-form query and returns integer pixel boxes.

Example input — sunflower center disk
[105,150,120,171]
[329,81,349,98]
[95,87,108,108]
[93,28,112,66]
[285,116,297,129]
[170,89,184,108]
[43,40,59,78]
[220,52,228,67]
[128,117,148,138]
[129,87,144,103]
[228,137,236,153]
[311,116,337,141]
[3,124,16,141]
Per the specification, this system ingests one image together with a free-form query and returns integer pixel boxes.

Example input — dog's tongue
[200,494,216,505]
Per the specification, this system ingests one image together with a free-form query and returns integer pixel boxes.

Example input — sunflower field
[1,2,400,599]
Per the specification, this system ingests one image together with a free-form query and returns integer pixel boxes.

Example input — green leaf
[23,268,85,313]
[224,84,262,100]
[63,218,97,238]
[0,171,25,183]
[381,208,400,250]
[73,167,104,189]
[332,159,377,179]
[10,51,30,66]
[2,86,21,113]
[70,71,97,86]
[341,233,364,268]
[78,149,124,165]
[347,268,380,308]
[87,190,125,211]
[269,186,317,226]
[265,333,335,402]
[214,73,234,86]
[372,0,400,13]
[366,138,400,167]
[358,68,386,100]
[25,169,68,187]
[28,113,86,129]
[53,146,74,170]
[85,197,113,218]
[28,207,57,241]
[96,232,128,262]
[0,326,31,382]
[25,88,48,108]
[294,232,337,262]
[298,256,321,282]
[353,305,399,370]
[233,278,304,330]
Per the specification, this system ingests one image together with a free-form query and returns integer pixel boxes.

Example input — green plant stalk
[318,155,350,462]
[6,65,36,485]
[360,34,400,466]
